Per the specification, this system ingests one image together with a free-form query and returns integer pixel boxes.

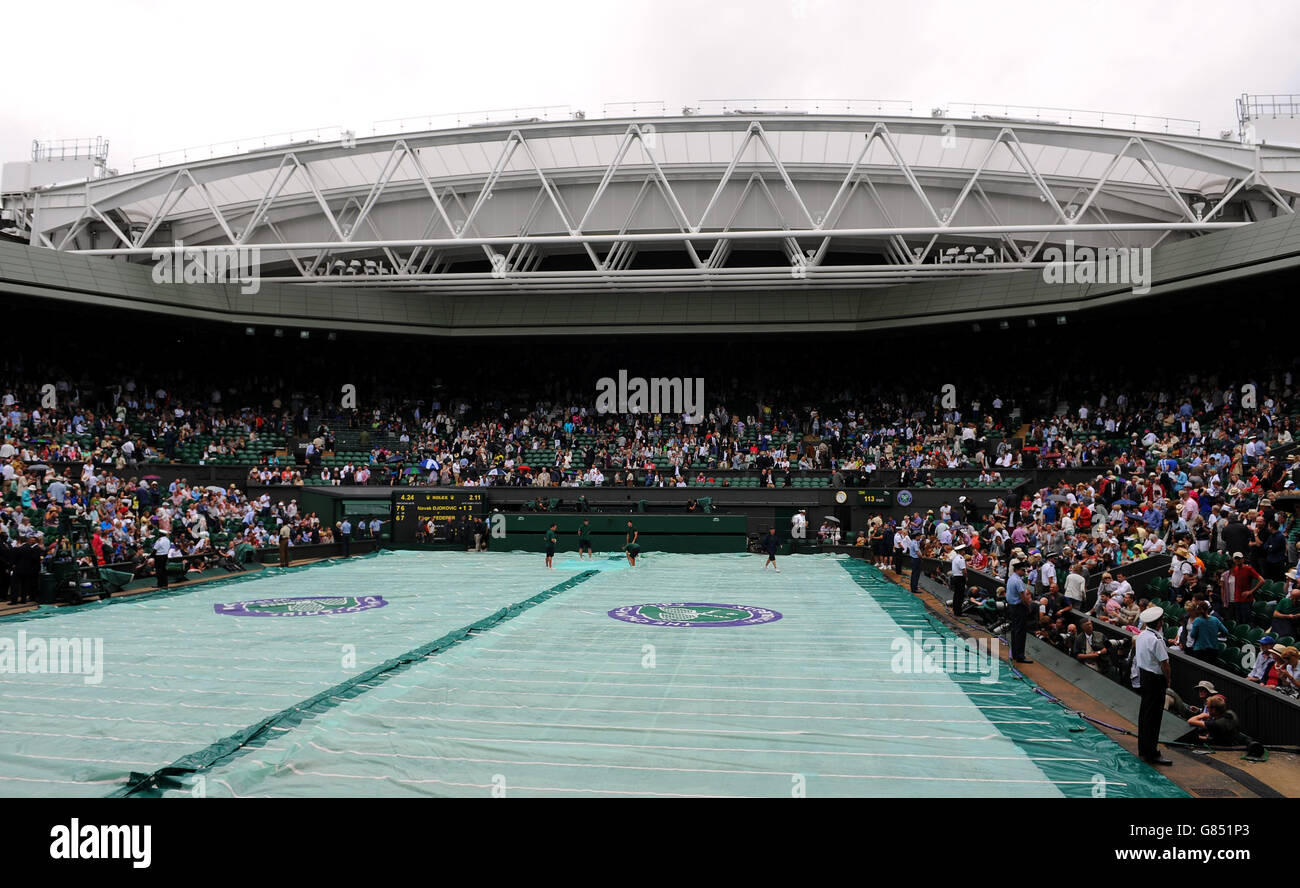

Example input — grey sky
[4,0,1298,169]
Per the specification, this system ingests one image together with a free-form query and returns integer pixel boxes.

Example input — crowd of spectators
[889,428,1300,731]
[2,355,1297,491]
[0,458,381,592]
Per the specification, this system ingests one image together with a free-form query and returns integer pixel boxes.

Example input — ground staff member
[1135,605,1173,766]
[624,520,641,566]
[544,522,558,570]
[577,519,594,559]
[278,522,291,567]
[761,527,781,571]
[1006,560,1032,664]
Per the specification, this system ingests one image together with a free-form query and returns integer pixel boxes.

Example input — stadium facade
[2,97,1299,336]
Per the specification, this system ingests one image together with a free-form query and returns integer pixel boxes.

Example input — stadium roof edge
[82,114,1275,183]
[1,212,1297,337]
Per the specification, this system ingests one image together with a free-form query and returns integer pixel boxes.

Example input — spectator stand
[939,555,1300,748]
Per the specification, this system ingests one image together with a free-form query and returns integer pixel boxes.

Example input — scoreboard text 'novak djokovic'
[391,491,484,541]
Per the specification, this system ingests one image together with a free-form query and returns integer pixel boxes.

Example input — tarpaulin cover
[0,550,585,797]
[122,552,1185,798]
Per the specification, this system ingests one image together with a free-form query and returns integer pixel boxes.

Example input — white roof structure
[22,106,1300,294]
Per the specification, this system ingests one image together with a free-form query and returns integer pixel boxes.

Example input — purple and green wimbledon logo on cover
[608,602,782,628]
[214,596,387,617]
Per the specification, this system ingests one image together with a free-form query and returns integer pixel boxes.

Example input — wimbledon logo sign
[214,596,387,617]
[608,602,782,628]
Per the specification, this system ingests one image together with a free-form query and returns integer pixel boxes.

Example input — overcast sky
[4,0,1298,170]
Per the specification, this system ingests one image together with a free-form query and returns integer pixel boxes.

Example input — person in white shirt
[791,509,807,540]
[152,533,172,589]
[1063,563,1087,607]
[949,545,968,614]
[1040,557,1058,595]
[1134,606,1173,765]
[1169,547,1195,592]
[1112,572,1133,602]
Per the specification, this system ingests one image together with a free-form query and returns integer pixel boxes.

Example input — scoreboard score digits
[392,491,484,541]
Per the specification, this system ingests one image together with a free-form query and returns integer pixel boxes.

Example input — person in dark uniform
[761,527,781,571]
[624,520,641,566]
[11,536,41,605]
[474,517,488,552]
[907,533,922,594]
[0,532,13,604]
[1006,559,1032,664]
[577,519,594,559]
[544,522,558,570]
[338,518,352,557]
[1134,605,1174,766]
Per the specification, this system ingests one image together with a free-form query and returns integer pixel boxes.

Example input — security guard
[949,544,968,615]
[907,533,922,594]
[1134,605,1173,766]
[1006,559,1032,664]
[152,532,172,589]
[339,517,352,557]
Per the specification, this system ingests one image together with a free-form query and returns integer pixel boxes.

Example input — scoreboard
[391,491,484,542]
[857,489,892,507]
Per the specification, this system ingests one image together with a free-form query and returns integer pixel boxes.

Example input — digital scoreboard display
[391,491,484,542]
[857,489,892,506]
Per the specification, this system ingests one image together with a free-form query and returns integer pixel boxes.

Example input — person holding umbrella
[822,515,841,545]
